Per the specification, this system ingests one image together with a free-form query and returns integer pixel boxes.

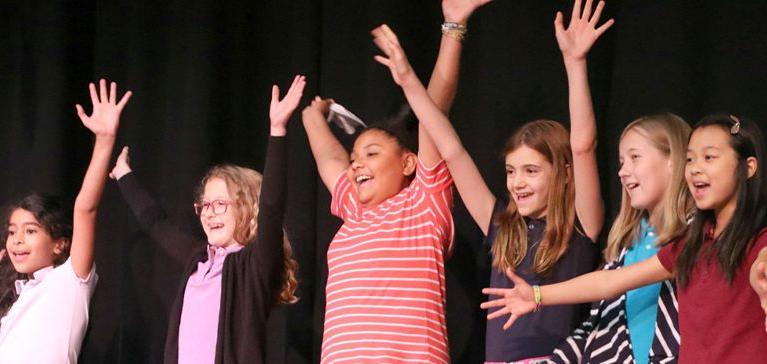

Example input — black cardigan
[117,136,288,364]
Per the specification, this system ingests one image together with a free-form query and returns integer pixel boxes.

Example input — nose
[686,160,701,176]
[350,159,363,171]
[617,161,629,178]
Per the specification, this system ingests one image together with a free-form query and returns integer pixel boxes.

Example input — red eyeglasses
[193,200,233,216]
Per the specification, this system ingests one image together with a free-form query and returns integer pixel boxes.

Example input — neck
[713,199,737,238]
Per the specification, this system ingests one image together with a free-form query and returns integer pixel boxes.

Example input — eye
[506,169,514,176]
[366,152,378,157]
[704,154,717,161]
[525,168,539,175]
[686,157,693,163]
[630,154,640,160]
[25,228,37,235]
[7,230,15,237]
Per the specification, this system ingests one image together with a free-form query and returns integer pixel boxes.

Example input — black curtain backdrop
[1,1,766,363]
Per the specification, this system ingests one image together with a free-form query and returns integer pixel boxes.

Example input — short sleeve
[415,159,453,194]
[330,171,356,220]
[657,239,683,273]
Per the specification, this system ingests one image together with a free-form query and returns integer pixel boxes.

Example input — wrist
[270,126,287,136]
[115,169,132,181]
[533,285,542,312]
[563,56,587,68]
[441,22,467,42]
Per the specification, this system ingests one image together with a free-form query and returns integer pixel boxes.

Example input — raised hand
[442,0,493,24]
[555,0,614,62]
[270,75,307,136]
[480,269,538,330]
[302,96,333,121]
[109,146,132,181]
[76,79,132,138]
[372,24,417,88]
[751,249,767,332]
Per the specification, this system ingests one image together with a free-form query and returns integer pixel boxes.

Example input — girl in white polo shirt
[0,79,131,363]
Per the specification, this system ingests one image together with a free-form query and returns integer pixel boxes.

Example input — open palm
[555,0,614,61]
[481,269,538,330]
[372,24,415,87]
[76,79,132,137]
[270,75,306,130]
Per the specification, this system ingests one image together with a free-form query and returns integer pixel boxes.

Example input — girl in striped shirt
[302,2,491,362]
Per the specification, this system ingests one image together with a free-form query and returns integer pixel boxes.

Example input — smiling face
[198,177,239,247]
[347,129,416,207]
[5,208,64,274]
[505,145,553,219]
[618,128,672,215]
[685,125,741,218]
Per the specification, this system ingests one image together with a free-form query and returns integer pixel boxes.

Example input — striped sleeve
[415,159,453,194]
[416,159,454,251]
[331,171,356,220]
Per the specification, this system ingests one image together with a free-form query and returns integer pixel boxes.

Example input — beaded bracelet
[441,22,467,41]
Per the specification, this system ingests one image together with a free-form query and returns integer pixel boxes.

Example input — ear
[402,152,417,177]
[746,156,758,178]
[53,238,68,256]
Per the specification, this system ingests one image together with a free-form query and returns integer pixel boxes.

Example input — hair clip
[728,115,741,135]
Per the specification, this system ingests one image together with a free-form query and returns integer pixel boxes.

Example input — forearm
[74,136,115,214]
[426,35,463,113]
[302,113,349,189]
[402,79,466,162]
[541,255,671,306]
[564,59,597,154]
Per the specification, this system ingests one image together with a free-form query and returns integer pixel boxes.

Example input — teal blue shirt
[624,219,662,364]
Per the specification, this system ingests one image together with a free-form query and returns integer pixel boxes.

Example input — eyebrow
[8,222,42,228]
[688,146,723,152]
[505,164,541,169]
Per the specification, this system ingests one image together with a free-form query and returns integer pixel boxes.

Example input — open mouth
[691,181,710,197]
[355,175,373,189]
[208,223,225,231]
[515,192,533,203]
[10,251,30,262]
[625,182,639,192]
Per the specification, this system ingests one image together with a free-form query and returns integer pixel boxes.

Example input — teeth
[627,183,639,189]
[356,175,372,183]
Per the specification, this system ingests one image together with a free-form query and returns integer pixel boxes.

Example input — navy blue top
[484,200,598,362]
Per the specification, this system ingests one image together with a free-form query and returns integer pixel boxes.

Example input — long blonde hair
[604,114,693,261]
[492,120,575,276]
[198,165,298,304]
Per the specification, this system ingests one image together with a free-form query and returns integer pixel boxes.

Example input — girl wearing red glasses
[109,76,304,364]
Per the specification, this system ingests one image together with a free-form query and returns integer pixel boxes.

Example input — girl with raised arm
[371,0,611,361]
[110,76,303,363]
[0,79,131,362]
[303,1,491,362]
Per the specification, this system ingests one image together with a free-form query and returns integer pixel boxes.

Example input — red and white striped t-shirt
[321,159,454,364]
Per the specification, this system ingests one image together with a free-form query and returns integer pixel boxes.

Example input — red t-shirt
[658,226,767,363]
[321,159,454,364]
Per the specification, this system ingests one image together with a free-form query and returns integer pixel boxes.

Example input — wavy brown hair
[198,165,298,304]
[492,120,575,276]
[605,114,693,261]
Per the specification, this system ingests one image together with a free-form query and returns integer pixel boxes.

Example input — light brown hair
[198,165,298,304]
[492,120,575,275]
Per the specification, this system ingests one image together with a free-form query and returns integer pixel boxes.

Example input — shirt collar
[14,265,55,295]
[207,242,245,260]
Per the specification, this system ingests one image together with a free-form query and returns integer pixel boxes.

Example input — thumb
[505,267,526,286]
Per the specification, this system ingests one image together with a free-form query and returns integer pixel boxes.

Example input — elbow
[441,144,468,164]
[571,140,597,156]
[74,200,98,215]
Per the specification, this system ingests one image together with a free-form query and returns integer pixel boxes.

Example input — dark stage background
[1,1,766,363]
